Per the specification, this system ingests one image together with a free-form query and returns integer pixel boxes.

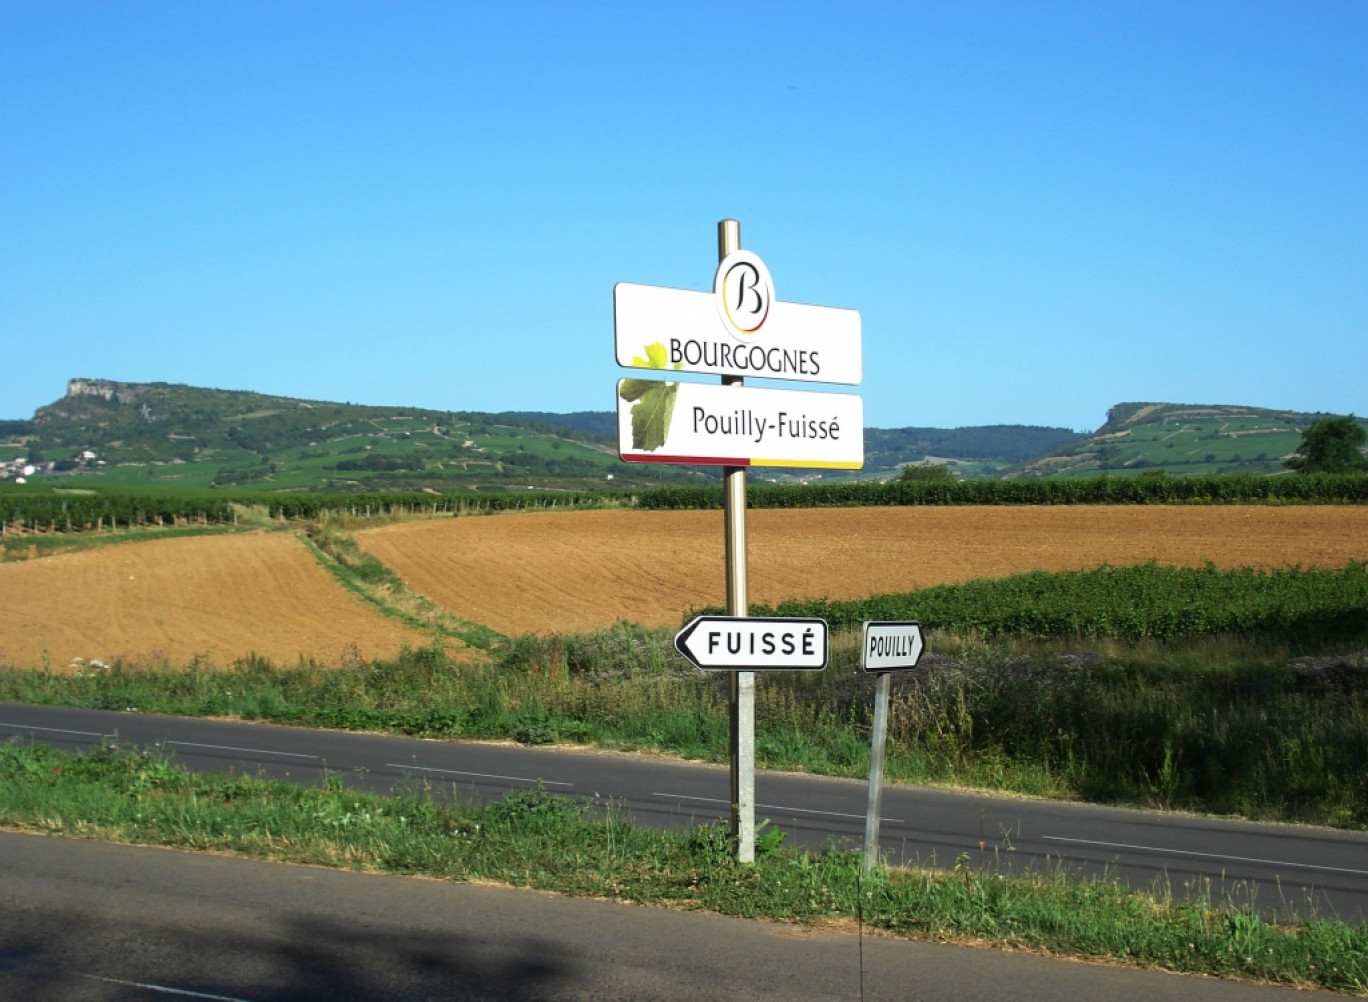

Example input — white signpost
[614,283,863,385]
[617,381,864,469]
[860,621,926,872]
[675,616,829,671]
[862,621,926,672]
[612,221,862,863]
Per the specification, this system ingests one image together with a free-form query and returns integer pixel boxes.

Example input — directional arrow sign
[861,621,925,672]
[674,616,828,671]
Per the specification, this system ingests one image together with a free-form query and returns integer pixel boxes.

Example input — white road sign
[614,270,862,386]
[617,380,863,469]
[861,621,925,672]
[675,616,829,671]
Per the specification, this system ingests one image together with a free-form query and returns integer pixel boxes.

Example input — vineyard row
[2,473,1367,534]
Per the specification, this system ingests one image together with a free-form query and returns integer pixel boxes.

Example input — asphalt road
[3,703,1367,923]
[0,831,1317,1001]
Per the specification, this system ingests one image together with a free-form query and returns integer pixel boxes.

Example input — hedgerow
[636,473,1368,510]
[730,562,1368,644]
[3,473,1365,535]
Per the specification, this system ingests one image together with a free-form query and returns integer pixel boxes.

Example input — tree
[1284,415,1368,473]
[896,464,956,483]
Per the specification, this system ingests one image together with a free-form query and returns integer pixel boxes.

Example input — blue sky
[3,1,1364,432]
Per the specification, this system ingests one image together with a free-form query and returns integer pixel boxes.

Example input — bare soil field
[356,505,1368,635]
[0,533,433,670]
[4,506,1363,668]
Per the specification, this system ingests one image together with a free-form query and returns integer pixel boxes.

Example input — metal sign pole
[861,622,923,872]
[863,671,892,872]
[718,218,755,864]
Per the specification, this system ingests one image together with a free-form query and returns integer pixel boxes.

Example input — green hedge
[4,473,1366,534]
[0,488,615,532]
[731,562,1368,643]
[637,474,1368,509]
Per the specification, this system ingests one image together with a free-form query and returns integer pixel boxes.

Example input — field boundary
[298,525,503,653]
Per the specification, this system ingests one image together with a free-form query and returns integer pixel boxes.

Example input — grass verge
[1,740,1363,994]
[1,522,250,563]
[299,521,504,652]
[3,632,1366,828]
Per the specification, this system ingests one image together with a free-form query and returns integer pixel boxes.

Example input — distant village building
[0,457,47,479]
[0,450,90,480]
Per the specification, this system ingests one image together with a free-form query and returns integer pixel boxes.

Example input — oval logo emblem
[714,250,774,340]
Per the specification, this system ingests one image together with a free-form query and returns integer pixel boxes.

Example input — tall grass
[874,644,1368,825]
[4,629,1366,827]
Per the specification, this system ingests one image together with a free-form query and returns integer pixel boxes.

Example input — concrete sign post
[717,220,754,864]
[861,622,925,872]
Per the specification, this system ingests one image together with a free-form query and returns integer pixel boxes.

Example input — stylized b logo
[714,250,774,339]
[727,262,764,316]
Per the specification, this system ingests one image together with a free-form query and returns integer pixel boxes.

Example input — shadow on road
[3,904,579,1001]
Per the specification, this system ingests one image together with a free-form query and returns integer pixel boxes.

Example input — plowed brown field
[0,533,432,670]
[355,505,1368,634]
[4,507,1364,668]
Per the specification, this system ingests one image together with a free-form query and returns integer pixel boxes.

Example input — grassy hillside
[7,382,1354,491]
[2,378,1086,491]
[863,424,1086,478]
[1015,402,1365,478]
[8,379,705,493]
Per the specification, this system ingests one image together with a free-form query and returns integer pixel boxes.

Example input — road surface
[0,831,1317,1001]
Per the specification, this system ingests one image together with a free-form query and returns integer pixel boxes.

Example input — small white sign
[861,622,925,672]
[617,380,863,469]
[675,616,829,671]
[614,283,862,385]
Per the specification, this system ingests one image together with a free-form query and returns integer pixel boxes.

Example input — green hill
[863,424,1085,478]
[7,379,699,493]
[1014,402,1364,478]
[8,381,1346,492]
[0,379,1089,492]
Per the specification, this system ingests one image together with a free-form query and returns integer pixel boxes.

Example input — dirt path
[355,505,1368,634]
[0,532,433,670]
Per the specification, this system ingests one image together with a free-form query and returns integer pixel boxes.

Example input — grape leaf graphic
[618,378,658,402]
[631,341,671,369]
[620,342,680,452]
[625,380,678,451]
